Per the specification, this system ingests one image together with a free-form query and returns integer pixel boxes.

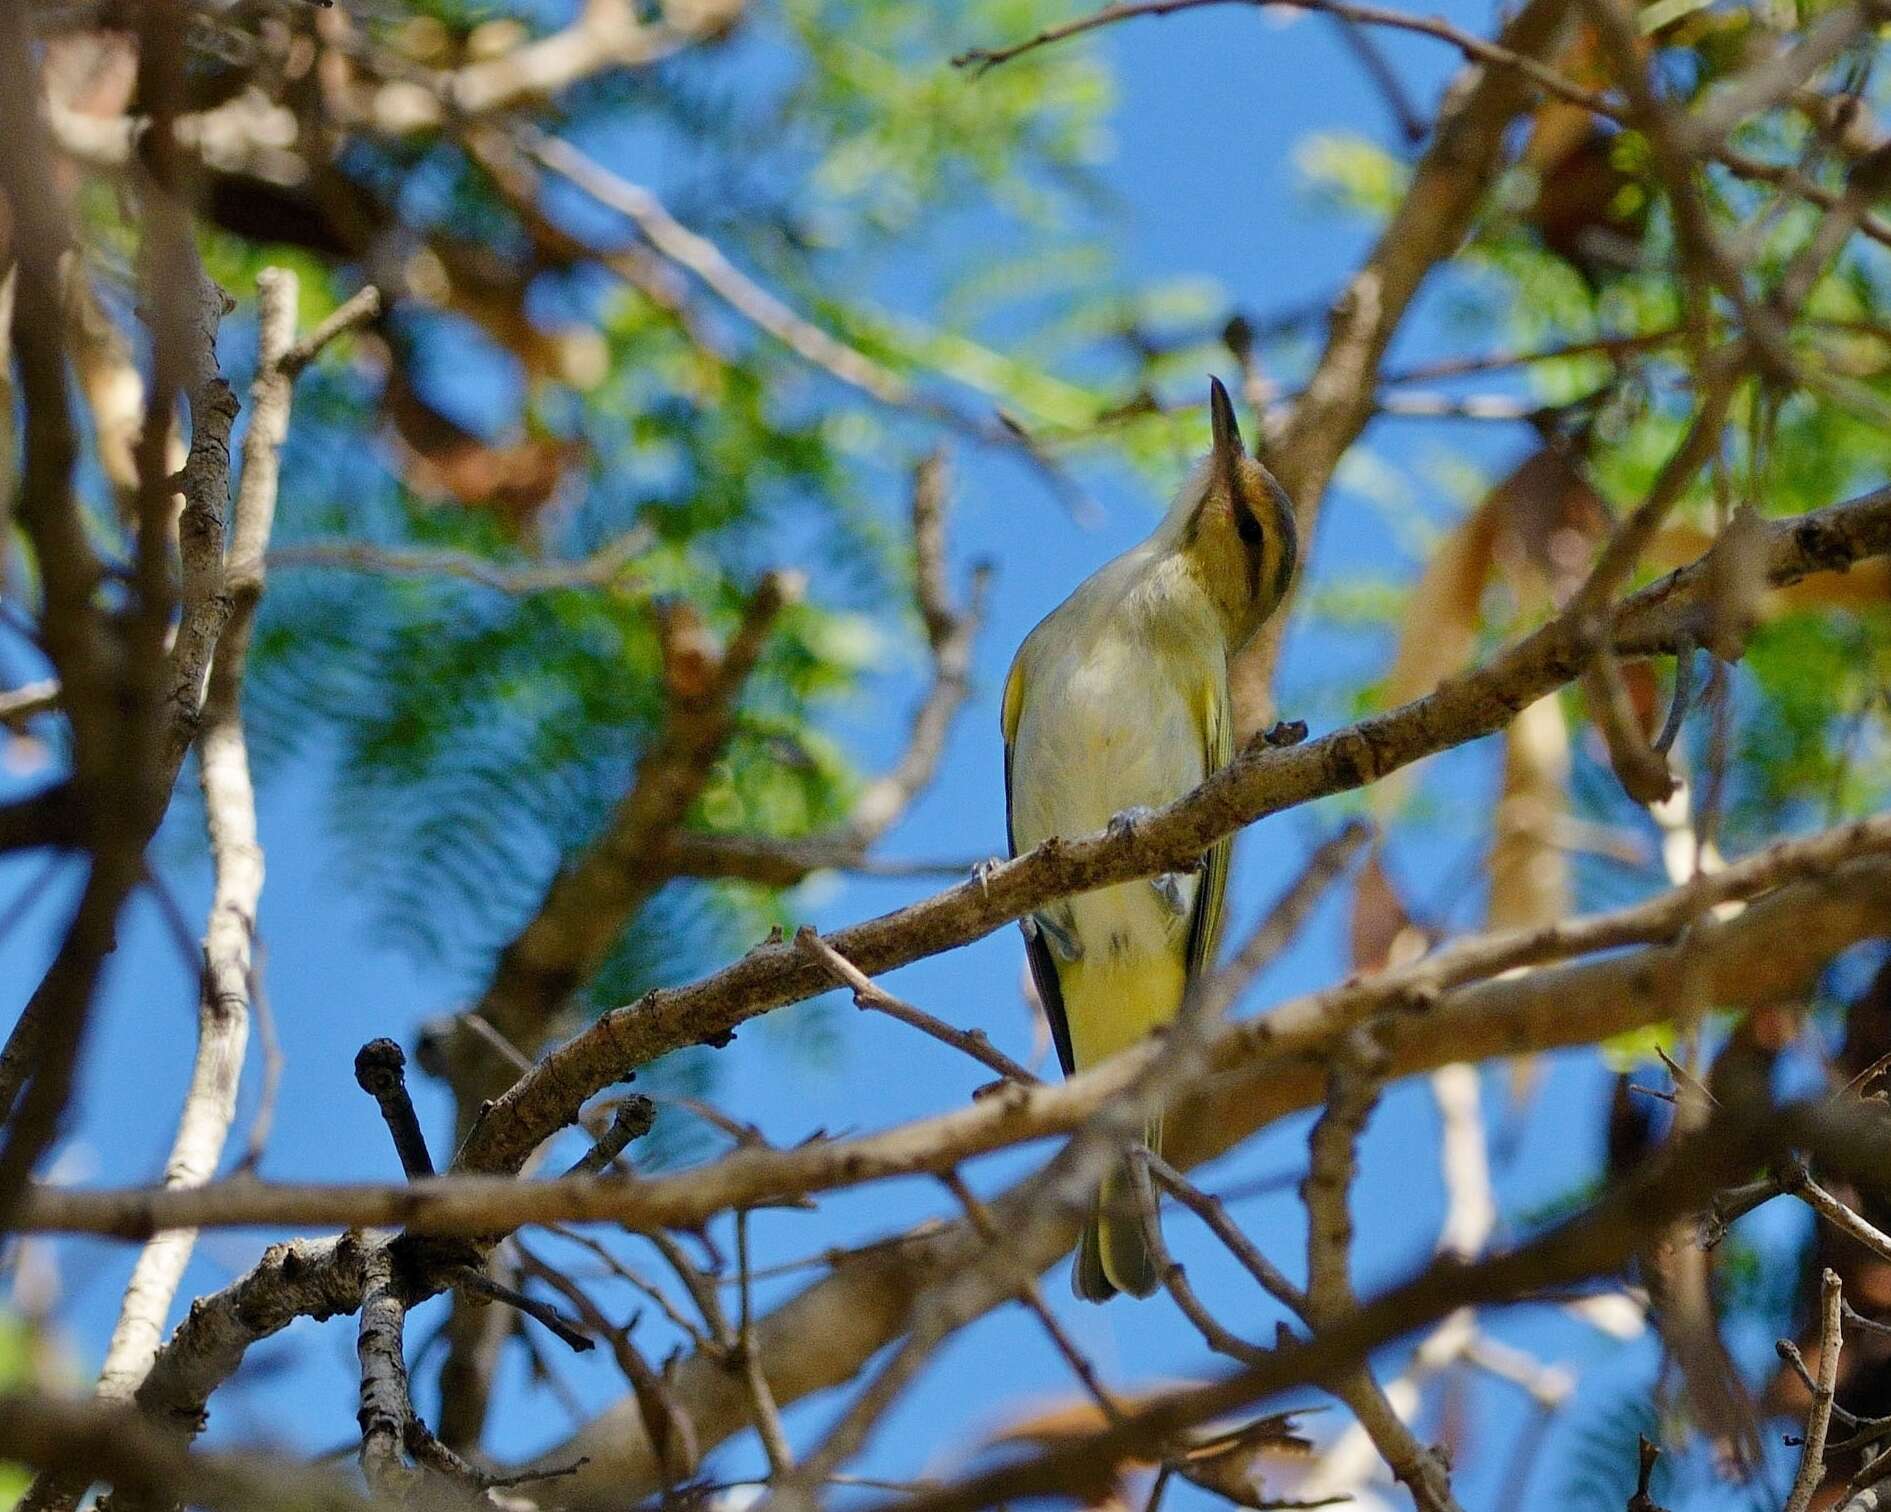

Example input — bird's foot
[1150,871,1191,916]
[1107,805,1159,840]
[1033,910,1084,963]
[972,856,1004,894]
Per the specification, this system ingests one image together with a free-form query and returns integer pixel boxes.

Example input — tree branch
[22,817,1891,1248]
[1783,1269,1843,1512]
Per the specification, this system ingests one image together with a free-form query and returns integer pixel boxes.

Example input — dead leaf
[1172,1412,1319,1509]
[654,601,720,704]
[1486,694,1572,934]
[1349,847,1428,975]
[991,1400,1316,1512]
[382,363,583,534]
[1523,126,1651,287]
[1486,446,1612,608]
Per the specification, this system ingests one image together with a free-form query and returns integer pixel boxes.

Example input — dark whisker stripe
[1265,476,1297,610]
[1229,476,1267,601]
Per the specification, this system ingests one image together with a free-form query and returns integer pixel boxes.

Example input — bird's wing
[1003,654,1077,1078]
[1186,673,1234,982]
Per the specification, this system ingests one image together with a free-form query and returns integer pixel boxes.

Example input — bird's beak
[1208,375,1245,483]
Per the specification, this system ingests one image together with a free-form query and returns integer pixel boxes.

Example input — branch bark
[23,818,1891,1248]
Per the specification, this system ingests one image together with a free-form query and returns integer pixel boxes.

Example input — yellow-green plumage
[1000,378,1293,1302]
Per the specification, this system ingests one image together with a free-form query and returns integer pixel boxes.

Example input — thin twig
[955,0,1611,124]
[510,1240,699,1486]
[356,1245,413,1498]
[1791,1168,1891,1264]
[267,527,652,596]
[280,286,381,377]
[453,1265,594,1354]
[943,1171,1125,1423]
[519,125,911,407]
[796,928,1038,1085]
[564,1096,657,1176]
[21,821,1891,1245]
[354,1040,436,1180]
[1784,1270,1843,1512]
[736,1209,796,1476]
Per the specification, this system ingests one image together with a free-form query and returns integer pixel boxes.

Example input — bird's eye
[1233,500,1264,545]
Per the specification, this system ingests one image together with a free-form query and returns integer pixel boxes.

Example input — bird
[1000,376,1298,1301]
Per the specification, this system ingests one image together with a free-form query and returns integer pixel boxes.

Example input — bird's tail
[1073,1115,1163,1303]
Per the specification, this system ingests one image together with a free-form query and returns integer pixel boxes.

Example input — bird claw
[972,856,1004,894]
[1151,872,1190,916]
[1033,910,1084,963]
[1107,805,1158,840]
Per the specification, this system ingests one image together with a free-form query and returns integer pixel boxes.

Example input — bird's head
[1176,376,1299,650]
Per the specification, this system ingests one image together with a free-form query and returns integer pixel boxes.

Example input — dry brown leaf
[62,265,151,499]
[40,28,137,121]
[1522,126,1650,287]
[1649,519,1891,613]
[1379,492,1501,714]
[423,236,577,388]
[1377,447,1604,1106]
[990,1399,1314,1512]
[1376,445,1607,823]
[1349,846,1428,975]
[1486,446,1612,607]
[1616,661,1662,738]
[1518,21,1652,286]
[382,365,583,534]
[1172,1412,1319,1509]
[1489,693,1573,1117]
[1486,693,1572,935]
[655,601,719,704]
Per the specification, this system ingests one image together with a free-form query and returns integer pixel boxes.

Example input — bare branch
[957,0,1605,125]
[280,286,383,377]
[736,1208,797,1476]
[522,845,1891,1501]
[24,819,1891,1246]
[268,528,651,597]
[356,1245,414,1499]
[796,927,1039,1086]
[660,454,989,887]
[433,569,799,1129]
[1783,1270,1843,1512]
[1791,1167,1891,1265]
[880,1101,1775,1512]
[944,1171,1125,1426]
[0,1391,372,1512]
[355,1040,437,1181]
[519,125,912,408]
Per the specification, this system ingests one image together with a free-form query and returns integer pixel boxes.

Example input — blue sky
[0,4,1835,1510]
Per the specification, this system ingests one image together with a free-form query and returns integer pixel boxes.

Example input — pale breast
[1008,611,1210,967]
[1010,631,1201,848]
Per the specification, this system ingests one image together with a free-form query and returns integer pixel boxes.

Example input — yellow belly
[1059,943,1189,1070]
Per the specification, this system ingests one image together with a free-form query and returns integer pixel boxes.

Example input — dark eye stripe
[1229,479,1269,603]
